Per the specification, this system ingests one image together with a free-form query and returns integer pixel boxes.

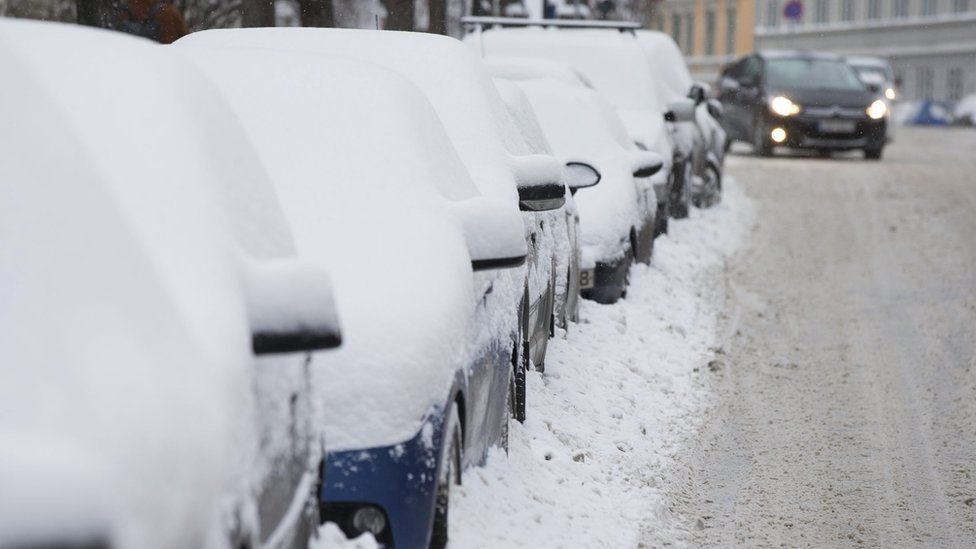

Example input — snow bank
[953,94,976,125]
[449,178,756,547]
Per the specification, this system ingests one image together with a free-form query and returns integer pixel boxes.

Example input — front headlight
[769,96,801,116]
[885,87,896,100]
[867,99,887,120]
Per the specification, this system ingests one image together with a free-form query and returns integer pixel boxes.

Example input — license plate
[819,120,856,133]
[579,268,595,290]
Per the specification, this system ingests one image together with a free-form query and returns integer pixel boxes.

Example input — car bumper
[766,115,886,151]
[320,413,443,548]
[580,254,630,304]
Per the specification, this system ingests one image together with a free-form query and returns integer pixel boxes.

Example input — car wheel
[752,118,773,157]
[864,147,883,160]
[430,402,462,549]
[511,294,529,423]
[701,165,722,209]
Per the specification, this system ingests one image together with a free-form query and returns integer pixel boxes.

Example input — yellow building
[646,0,757,82]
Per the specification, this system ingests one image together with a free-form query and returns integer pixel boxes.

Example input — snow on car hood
[175,46,483,451]
[1,20,260,548]
[513,79,651,262]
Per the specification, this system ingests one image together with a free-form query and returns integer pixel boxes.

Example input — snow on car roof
[634,30,693,102]
[844,55,892,68]
[178,28,525,204]
[174,44,483,451]
[467,28,665,113]
[0,19,259,547]
[484,56,593,89]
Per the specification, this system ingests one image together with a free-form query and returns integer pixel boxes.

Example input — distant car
[635,30,725,208]
[504,76,663,304]
[718,50,889,159]
[0,20,341,549]
[492,76,601,330]
[174,40,531,549]
[845,55,897,141]
[466,25,689,234]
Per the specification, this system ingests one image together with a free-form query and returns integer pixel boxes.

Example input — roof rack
[461,16,641,33]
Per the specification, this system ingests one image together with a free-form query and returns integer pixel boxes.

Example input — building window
[953,0,969,12]
[895,0,909,17]
[815,0,829,23]
[672,13,682,51]
[726,7,737,54]
[868,0,882,18]
[766,0,780,26]
[685,14,695,53]
[705,9,716,55]
[916,66,934,99]
[948,67,964,100]
[922,0,938,15]
[841,0,855,21]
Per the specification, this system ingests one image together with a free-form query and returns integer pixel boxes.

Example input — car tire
[752,118,773,157]
[430,402,461,549]
[864,147,883,160]
[671,161,691,219]
[511,294,529,423]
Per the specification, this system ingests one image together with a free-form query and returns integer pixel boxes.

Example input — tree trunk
[427,0,445,34]
[300,0,333,26]
[76,0,114,28]
[242,0,274,26]
[382,0,413,30]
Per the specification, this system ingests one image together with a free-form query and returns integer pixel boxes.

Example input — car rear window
[766,58,867,92]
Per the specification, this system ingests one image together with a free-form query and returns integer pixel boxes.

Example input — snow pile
[953,94,976,126]
[448,178,756,547]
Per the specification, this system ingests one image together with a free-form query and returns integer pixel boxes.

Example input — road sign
[784,0,803,20]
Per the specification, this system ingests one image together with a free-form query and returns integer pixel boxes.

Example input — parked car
[491,76,602,330]
[717,50,889,159]
[174,42,530,548]
[502,75,663,304]
[178,28,569,423]
[464,22,690,233]
[845,55,897,142]
[636,30,725,208]
[0,20,341,549]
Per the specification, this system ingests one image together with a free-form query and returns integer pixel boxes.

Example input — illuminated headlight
[770,96,801,116]
[885,87,896,100]
[770,127,787,143]
[866,99,887,120]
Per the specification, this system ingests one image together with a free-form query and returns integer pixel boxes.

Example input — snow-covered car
[465,24,688,232]
[636,30,725,208]
[491,76,602,330]
[845,55,897,141]
[0,20,341,549]
[172,42,528,548]
[505,76,663,304]
[177,28,569,425]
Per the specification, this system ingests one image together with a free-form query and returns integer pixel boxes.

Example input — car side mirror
[512,154,567,212]
[630,151,663,178]
[740,74,758,88]
[720,76,740,91]
[706,99,724,119]
[688,83,706,105]
[664,97,696,123]
[865,82,882,94]
[564,161,601,195]
[452,197,528,271]
[245,259,342,355]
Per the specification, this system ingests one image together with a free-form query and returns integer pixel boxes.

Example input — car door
[737,56,765,139]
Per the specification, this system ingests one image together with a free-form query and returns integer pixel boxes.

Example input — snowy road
[666,128,976,548]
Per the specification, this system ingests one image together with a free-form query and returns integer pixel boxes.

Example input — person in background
[116,0,187,44]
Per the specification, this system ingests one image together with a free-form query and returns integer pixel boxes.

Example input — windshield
[766,58,867,92]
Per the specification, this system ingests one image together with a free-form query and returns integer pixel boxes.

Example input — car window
[742,57,761,84]
[766,58,867,91]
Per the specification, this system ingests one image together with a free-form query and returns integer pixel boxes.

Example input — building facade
[753,0,976,102]
[645,0,758,82]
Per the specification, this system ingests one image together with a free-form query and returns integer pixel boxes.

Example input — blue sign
[784,0,803,20]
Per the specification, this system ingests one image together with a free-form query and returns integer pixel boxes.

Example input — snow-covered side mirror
[564,161,601,195]
[245,259,342,355]
[452,197,528,271]
[630,151,664,178]
[664,98,696,123]
[688,83,707,105]
[706,99,724,120]
[512,154,566,212]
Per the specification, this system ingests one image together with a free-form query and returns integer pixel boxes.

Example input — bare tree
[299,0,332,26]
[381,0,411,29]
[427,0,444,33]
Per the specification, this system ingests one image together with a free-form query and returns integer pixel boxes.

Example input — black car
[717,51,889,159]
